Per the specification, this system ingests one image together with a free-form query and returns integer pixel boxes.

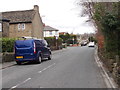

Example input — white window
[18,23,25,31]
[49,31,52,35]
[55,31,58,35]
[18,24,21,30]
[22,23,25,30]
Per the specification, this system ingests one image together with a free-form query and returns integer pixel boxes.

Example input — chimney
[34,5,39,11]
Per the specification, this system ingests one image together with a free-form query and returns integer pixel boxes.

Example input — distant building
[44,26,59,37]
[59,32,68,35]
[2,5,44,39]
[76,34,82,44]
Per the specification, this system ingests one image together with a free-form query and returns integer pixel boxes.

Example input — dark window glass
[35,40,42,46]
[15,40,32,48]
[41,40,48,46]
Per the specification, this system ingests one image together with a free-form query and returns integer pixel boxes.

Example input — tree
[78,1,120,85]
[59,33,78,45]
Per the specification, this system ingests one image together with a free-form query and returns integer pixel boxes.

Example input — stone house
[2,5,44,39]
[44,26,59,37]
[1,19,10,37]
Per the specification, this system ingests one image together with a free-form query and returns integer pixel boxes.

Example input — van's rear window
[15,40,33,48]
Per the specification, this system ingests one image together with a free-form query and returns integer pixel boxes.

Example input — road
[2,46,107,89]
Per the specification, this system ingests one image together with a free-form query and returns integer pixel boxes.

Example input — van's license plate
[16,56,23,58]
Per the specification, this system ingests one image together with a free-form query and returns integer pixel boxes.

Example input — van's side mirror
[47,45,50,47]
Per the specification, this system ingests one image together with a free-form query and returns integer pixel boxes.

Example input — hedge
[45,37,62,45]
[2,37,63,52]
[44,37,62,50]
[2,38,17,52]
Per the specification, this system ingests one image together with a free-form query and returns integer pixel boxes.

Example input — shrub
[44,37,62,50]
[2,38,17,52]
[2,37,63,52]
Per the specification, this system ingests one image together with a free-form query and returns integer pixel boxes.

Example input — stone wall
[2,20,9,37]
[2,52,14,63]
[9,23,32,38]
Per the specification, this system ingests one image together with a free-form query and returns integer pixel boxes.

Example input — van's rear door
[15,40,34,59]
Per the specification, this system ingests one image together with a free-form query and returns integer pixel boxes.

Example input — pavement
[0,61,16,70]
[2,46,107,88]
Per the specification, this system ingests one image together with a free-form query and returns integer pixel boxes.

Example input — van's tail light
[34,42,36,54]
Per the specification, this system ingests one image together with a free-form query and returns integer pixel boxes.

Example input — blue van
[14,39,52,65]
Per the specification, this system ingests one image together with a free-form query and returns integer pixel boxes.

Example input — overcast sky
[0,0,96,34]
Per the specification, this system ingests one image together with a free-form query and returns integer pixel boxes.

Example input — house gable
[2,5,44,39]
[32,5,44,39]
[44,26,59,37]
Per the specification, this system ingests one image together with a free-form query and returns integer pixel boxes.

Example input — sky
[0,0,96,34]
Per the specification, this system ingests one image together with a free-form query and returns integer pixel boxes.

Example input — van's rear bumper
[15,58,37,62]
[15,53,38,62]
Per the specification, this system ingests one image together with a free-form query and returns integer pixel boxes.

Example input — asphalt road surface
[2,46,107,89]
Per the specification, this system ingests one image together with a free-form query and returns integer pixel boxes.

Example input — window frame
[21,23,25,30]
[18,23,21,31]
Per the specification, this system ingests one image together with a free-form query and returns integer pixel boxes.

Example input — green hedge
[44,37,62,46]
[2,38,17,52]
[2,37,63,52]
[44,37,62,50]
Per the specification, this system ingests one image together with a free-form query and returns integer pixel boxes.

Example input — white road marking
[10,78,31,90]
[38,63,55,73]
[9,63,56,90]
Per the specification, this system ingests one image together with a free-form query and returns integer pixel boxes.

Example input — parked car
[81,41,88,46]
[88,42,95,47]
[14,39,52,65]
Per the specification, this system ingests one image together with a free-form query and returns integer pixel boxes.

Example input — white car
[88,42,95,47]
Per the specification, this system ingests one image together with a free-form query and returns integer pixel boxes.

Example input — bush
[44,37,62,50]
[2,37,63,52]
[2,38,17,52]
[44,37,55,46]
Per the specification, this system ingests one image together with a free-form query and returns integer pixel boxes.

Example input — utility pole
[55,36,58,50]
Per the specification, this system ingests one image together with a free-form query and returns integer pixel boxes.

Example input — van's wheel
[37,55,42,63]
[48,54,52,60]
[16,61,21,65]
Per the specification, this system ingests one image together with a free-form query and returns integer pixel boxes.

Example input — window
[22,24,25,30]
[18,23,25,31]
[41,40,48,46]
[35,40,42,46]
[49,31,52,35]
[55,31,58,35]
[18,24,21,30]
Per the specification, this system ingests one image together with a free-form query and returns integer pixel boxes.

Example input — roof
[44,26,58,31]
[2,10,36,24]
